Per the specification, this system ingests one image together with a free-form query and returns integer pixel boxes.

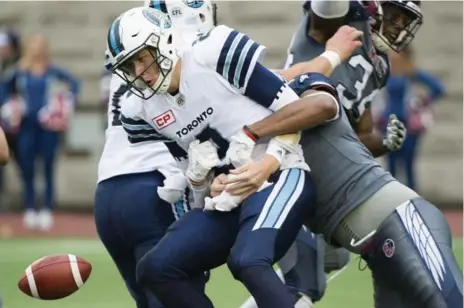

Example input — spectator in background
[380,47,444,191]
[2,34,80,231]
[0,28,21,207]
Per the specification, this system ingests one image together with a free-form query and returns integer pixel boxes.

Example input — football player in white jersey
[105,6,362,308]
[94,1,216,307]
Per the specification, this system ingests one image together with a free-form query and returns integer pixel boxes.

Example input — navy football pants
[94,171,191,308]
[17,119,59,210]
[137,168,317,307]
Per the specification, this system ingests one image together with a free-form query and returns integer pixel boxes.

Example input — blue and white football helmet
[145,0,217,50]
[105,7,178,97]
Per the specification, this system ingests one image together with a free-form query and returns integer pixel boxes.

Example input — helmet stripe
[108,18,123,56]
[150,0,168,14]
[159,1,168,14]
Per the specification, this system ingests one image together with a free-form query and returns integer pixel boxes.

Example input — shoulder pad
[288,73,337,97]
[192,25,266,91]
[191,25,234,69]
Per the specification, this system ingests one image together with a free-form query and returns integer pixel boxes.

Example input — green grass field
[1,238,462,308]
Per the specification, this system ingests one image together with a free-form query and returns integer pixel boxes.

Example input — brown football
[18,254,92,300]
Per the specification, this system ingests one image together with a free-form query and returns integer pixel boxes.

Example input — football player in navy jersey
[224,70,461,308]
[240,2,425,307]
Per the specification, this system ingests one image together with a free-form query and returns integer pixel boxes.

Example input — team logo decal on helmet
[142,8,172,28]
[183,0,204,9]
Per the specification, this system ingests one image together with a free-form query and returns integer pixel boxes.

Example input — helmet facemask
[370,1,423,52]
[113,32,175,99]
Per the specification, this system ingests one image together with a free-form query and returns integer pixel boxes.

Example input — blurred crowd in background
[0,28,80,230]
[0,20,448,232]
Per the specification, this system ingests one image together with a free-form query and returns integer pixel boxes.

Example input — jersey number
[336,55,374,118]
[111,84,130,126]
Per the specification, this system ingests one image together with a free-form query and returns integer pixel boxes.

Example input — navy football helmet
[363,0,423,52]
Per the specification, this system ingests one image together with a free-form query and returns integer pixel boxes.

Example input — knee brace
[360,198,463,308]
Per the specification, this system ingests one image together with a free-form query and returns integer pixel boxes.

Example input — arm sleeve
[121,114,171,144]
[206,26,301,111]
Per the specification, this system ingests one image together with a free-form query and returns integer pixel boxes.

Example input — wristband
[320,50,342,69]
[243,125,259,142]
[265,141,285,165]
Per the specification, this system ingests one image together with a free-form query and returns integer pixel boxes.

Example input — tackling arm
[278,24,363,81]
[246,73,340,138]
[237,62,304,160]
[278,56,337,81]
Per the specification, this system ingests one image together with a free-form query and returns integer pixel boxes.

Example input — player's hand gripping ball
[18,254,92,300]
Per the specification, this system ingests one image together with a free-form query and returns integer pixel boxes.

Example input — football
[18,254,92,300]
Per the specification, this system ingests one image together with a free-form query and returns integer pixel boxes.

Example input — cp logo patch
[153,110,176,129]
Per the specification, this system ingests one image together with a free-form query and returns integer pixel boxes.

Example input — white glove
[204,173,242,212]
[225,129,256,168]
[157,174,188,204]
[203,174,272,212]
[187,140,221,183]
[383,114,407,151]
[204,192,241,212]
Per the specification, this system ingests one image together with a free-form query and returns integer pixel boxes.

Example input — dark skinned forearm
[358,131,389,158]
[248,94,335,138]
[354,107,390,158]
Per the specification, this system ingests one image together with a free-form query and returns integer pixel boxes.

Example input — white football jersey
[97,74,182,183]
[121,25,309,172]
